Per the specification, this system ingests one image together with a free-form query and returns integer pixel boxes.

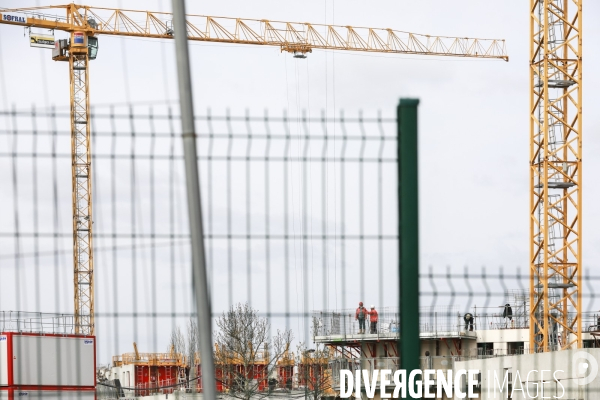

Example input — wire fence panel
[0,105,399,392]
[2,105,600,398]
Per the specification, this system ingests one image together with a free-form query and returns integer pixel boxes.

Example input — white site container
[0,333,95,388]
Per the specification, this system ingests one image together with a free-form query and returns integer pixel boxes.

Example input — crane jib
[0,3,509,339]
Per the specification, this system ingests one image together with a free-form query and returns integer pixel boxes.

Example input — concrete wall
[109,364,135,397]
[476,328,529,355]
[419,338,477,358]
[110,364,134,387]
[454,348,600,399]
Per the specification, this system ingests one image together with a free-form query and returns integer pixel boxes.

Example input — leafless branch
[215,302,294,400]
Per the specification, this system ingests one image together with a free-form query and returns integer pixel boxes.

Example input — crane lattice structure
[0,3,508,336]
[530,0,582,352]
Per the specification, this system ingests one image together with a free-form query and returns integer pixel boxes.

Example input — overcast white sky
[1,0,600,361]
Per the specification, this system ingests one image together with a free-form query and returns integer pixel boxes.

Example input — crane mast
[70,40,94,336]
[530,0,582,352]
[0,3,508,338]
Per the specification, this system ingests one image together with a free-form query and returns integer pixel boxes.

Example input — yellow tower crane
[0,3,508,336]
[530,0,582,352]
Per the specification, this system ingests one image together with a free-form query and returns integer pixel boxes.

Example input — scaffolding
[473,290,530,330]
[111,348,187,397]
[111,352,187,367]
[312,307,398,337]
[419,306,462,333]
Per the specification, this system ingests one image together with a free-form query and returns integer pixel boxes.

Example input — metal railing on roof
[312,308,398,337]
[112,352,187,367]
[311,306,592,338]
[313,307,475,338]
[0,310,76,335]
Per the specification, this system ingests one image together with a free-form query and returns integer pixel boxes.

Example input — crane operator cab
[52,34,99,61]
[87,36,99,60]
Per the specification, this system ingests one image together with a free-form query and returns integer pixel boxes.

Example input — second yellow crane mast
[0,3,508,338]
[530,0,583,352]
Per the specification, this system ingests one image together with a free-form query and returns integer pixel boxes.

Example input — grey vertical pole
[171,1,217,398]
[398,98,420,398]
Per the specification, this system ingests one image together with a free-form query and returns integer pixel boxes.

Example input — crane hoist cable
[0,3,508,336]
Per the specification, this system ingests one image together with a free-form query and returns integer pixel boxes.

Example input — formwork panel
[0,335,7,386]
[12,335,95,387]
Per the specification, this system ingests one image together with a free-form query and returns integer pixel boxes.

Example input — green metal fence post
[398,98,420,398]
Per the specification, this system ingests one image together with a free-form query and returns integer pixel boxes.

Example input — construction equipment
[0,4,508,336]
[529,0,582,352]
[133,342,140,361]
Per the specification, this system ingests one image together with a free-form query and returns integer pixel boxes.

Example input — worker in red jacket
[355,302,367,334]
[369,305,379,334]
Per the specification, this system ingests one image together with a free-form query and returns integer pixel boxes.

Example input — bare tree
[296,318,336,400]
[168,325,186,357]
[187,317,199,391]
[215,302,293,400]
[167,324,191,391]
[296,343,335,400]
[167,320,202,391]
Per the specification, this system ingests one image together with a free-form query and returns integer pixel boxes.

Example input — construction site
[0,0,597,399]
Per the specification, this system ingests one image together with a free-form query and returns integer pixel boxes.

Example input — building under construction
[97,289,600,399]
[108,344,187,397]
[0,0,592,398]
[311,291,600,399]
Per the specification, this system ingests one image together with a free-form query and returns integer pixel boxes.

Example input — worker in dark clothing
[502,304,513,328]
[355,302,367,334]
[503,304,513,320]
[268,378,278,393]
[369,305,379,334]
[464,313,474,331]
